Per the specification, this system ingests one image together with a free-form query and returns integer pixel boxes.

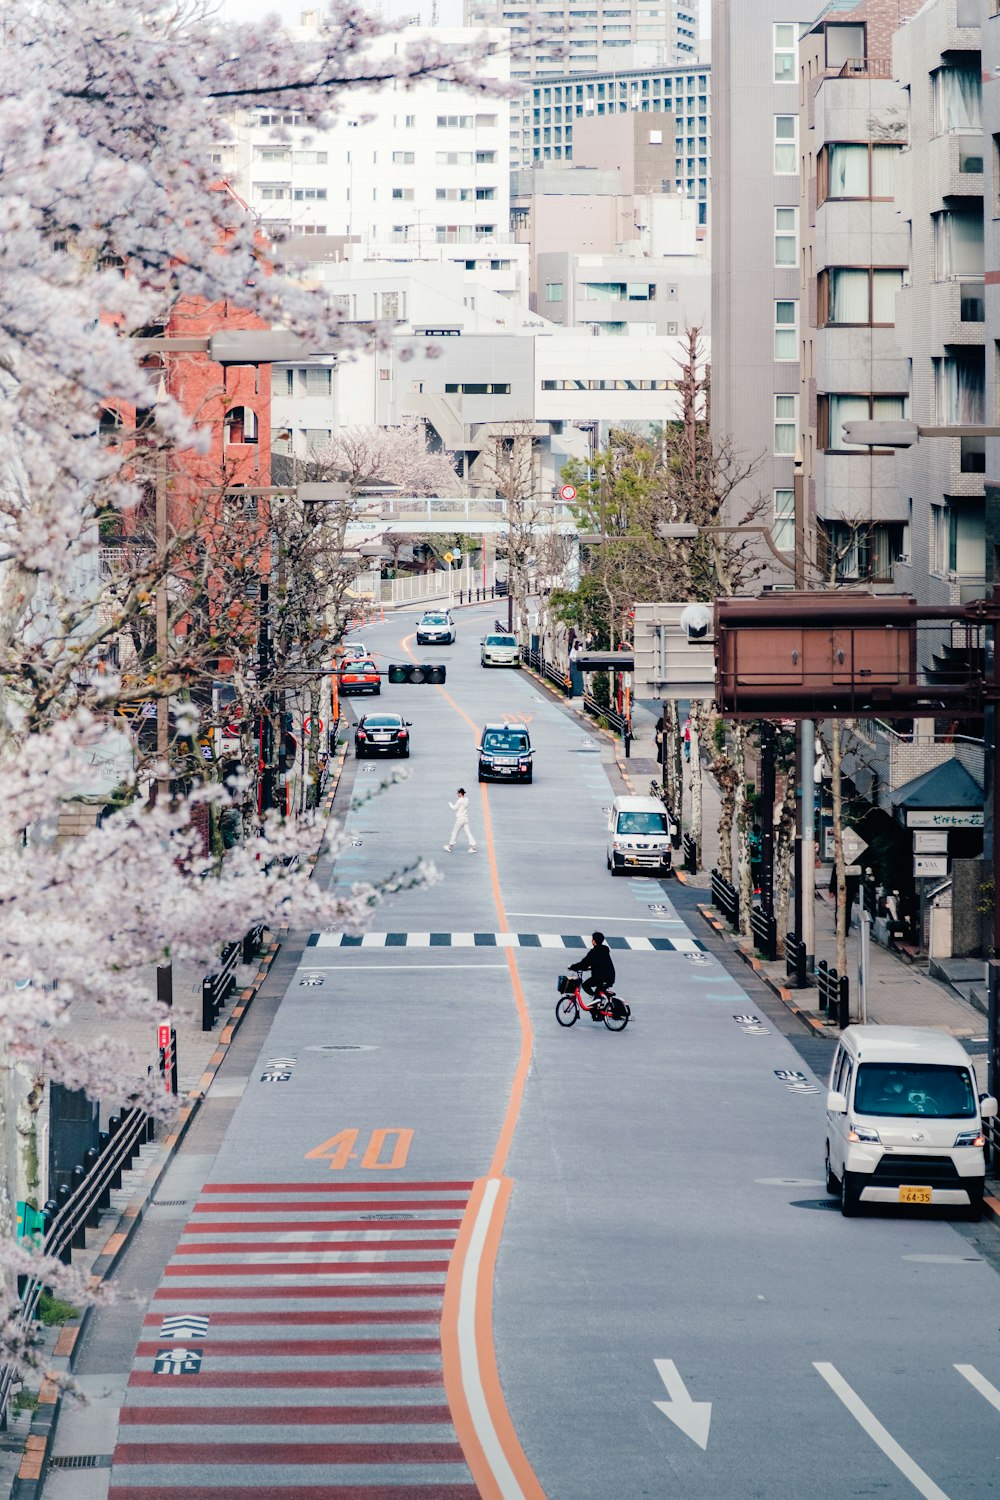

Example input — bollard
[97,1133,111,1210]
[55,1185,73,1264]
[70,1167,87,1248]
[816,959,829,1013]
[202,976,216,1032]
[84,1148,101,1227]
[836,975,850,1029]
[108,1116,123,1189]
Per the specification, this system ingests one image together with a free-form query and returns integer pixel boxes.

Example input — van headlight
[612,838,627,850]
[848,1124,881,1144]
[954,1129,986,1148]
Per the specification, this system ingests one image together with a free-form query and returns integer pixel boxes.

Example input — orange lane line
[403,626,544,1499]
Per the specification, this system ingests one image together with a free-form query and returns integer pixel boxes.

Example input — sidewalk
[617,699,985,1041]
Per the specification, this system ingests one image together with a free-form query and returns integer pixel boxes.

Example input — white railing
[350,564,497,608]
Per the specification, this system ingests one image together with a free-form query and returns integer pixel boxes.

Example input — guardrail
[202,941,240,1031]
[0,1102,154,1428]
[816,959,849,1026]
[750,904,777,962]
[711,868,739,931]
[785,932,808,988]
[582,692,625,732]
[524,647,573,697]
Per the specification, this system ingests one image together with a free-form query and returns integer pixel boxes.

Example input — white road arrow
[652,1359,712,1450]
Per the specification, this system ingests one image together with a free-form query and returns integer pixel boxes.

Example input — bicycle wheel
[555,995,579,1027]
[602,997,629,1032]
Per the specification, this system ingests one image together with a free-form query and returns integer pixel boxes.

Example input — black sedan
[355,713,411,758]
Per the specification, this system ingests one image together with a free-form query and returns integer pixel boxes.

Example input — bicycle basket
[557,974,577,995]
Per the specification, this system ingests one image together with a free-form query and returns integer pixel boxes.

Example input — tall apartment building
[519,63,710,228]
[219,25,522,300]
[893,0,983,611]
[711,3,823,560]
[799,0,921,585]
[464,0,699,76]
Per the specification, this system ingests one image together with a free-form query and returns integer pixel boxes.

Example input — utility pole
[154,408,175,1076]
[793,450,815,970]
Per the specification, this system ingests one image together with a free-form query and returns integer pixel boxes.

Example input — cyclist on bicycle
[569,932,616,1021]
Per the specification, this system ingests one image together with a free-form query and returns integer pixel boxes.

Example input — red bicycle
[555,974,630,1032]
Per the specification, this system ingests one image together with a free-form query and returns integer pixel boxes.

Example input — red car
[339,658,381,696]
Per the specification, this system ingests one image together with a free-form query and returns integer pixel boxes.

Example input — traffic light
[386,663,447,684]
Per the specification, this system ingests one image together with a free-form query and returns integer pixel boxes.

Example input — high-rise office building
[463,0,699,78]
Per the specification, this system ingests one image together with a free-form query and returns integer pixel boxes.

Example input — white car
[341,639,368,659]
[481,632,520,667]
[416,612,456,645]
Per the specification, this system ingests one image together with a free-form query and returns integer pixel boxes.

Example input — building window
[774,115,797,174]
[775,206,798,266]
[476,150,497,164]
[934,349,985,424]
[443,382,511,394]
[932,65,981,135]
[436,187,474,200]
[475,114,499,128]
[303,367,332,397]
[475,187,496,200]
[822,520,907,582]
[818,268,904,325]
[817,143,900,201]
[774,300,797,359]
[933,210,984,279]
[544,282,564,302]
[392,151,415,164]
[817,394,908,452]
[437,151,473,165]
[437,115,474,128]
[392,187,414,200]
[773,488,795,552]
[292,187,327,201]
[257,185,290,201]
[774,395,797,454]
[773,23,797,84]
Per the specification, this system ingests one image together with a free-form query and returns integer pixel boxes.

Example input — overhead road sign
[633,602,717,701]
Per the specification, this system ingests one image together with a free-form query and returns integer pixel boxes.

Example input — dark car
[416,611,456,645]
[355,713,411,758]
[478,721,533,783]
[339,658,381,696]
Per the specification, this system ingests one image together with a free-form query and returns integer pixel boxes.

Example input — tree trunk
[689,701,705,864]
[733,723,752,937]
[774,772,798,944]
[662,701,676,808]
[711,714,737,884]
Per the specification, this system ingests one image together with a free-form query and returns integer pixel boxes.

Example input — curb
[13,749,349,1499]
[695,903,832,1039]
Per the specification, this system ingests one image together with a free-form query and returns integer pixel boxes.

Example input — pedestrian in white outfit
[445,788,477,852]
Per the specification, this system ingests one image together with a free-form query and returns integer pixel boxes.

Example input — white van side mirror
[826,1089,847,1114]
[979,1094,998,1119]
[607,812,615,831]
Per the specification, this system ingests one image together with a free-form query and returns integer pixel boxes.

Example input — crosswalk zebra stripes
[308,931,704,953]
[109,1180,478,1498]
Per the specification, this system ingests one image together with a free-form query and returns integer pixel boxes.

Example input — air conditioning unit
[666,321,678,335]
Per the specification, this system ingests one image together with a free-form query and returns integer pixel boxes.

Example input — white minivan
[606,795,674,877]
[825,1025,996,1219]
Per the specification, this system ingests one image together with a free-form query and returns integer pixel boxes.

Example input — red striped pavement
[112,1180,477,1495]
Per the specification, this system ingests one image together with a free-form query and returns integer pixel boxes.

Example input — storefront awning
[891,759,984,829]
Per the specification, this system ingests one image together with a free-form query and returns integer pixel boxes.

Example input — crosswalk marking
[309,931,705,954]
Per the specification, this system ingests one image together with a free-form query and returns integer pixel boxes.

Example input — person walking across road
[445,788,477,853]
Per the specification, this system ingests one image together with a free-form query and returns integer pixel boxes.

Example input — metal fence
[524,647,573,697]
[582,692,625,734]
[0,1103,154,1428]
[201,942,240,1031]
[816,959,849,1027]
[711,869,739,931]
[750,905,777,962]
[785,932,808,989]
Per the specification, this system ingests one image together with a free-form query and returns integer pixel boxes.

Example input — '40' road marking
[305,1128,414,1170]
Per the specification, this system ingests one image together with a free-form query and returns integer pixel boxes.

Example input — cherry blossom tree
[0,0,503,1373]
[312,420,458,498]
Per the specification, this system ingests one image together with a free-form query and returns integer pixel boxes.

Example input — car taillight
[357,731,367,740]
[398,729,408,738]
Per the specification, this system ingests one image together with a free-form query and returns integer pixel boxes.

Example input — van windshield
[616,811,668,835]
[853,1063,977,1119]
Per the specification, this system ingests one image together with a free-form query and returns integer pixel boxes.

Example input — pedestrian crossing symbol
[153,1346,203,1375]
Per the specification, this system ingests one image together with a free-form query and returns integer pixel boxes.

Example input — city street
[46,603,1000,1500]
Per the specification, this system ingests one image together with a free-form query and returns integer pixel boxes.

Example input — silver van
[606,795,673,876]
[825,1025,996,1219]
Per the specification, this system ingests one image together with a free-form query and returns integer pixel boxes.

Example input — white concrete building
[221,24,514,295]
[464,0,699,77]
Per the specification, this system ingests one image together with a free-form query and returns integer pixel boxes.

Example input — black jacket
[571,941,615,985]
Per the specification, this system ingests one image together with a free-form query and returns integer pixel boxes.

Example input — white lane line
[459,1179,526,1500]
[506,910,681,925]
[955,1364,1000,1413]
[813,1363,951,1500]
[294,963,511,971]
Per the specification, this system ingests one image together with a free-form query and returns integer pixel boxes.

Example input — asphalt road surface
[48,602,1000,1500]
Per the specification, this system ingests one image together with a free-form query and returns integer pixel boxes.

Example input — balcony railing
[837,56,893,80]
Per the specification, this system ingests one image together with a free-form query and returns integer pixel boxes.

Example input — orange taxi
[339,657,381,696]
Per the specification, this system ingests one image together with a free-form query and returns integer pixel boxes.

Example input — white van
[825,1025,996,1219]
[606,795,674,877]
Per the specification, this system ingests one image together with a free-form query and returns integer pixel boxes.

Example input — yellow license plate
[899,1185,932,1205]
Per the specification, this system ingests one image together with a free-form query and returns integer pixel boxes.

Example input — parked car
[355,713,410,758]
[341,639,368,660]
[481,632,520,668]
[478,721,533,783]
[339,658,381,696]
[416,611,456,645]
